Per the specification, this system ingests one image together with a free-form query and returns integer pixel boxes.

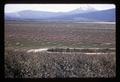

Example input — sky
[5,4,115,13]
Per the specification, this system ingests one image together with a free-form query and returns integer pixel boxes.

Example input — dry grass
[5,22,116,78]
[5,49,116,78]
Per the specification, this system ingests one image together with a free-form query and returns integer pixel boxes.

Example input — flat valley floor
[5,21,116,78]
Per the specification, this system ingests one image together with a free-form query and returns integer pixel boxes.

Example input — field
[5,21,116,78]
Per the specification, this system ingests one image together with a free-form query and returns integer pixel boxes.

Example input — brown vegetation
[5,21,116,78]
[5,49,115,78]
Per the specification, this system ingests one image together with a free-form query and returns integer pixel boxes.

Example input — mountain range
[5,7,115,22]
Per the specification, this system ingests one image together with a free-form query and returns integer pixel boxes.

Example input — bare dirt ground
[5,21,116,78]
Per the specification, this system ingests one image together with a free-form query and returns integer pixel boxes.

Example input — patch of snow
[85,52,115,55]
[27,48,48,53]
[75,22,115,24]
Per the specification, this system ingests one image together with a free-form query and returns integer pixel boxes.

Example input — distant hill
[5,8,115,22]
[73,8,115,22]
[5,10,63,20]
[51,8,115,22]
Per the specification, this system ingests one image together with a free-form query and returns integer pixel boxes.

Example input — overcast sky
[5,4,115,13]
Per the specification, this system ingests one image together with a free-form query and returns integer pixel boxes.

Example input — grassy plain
[5,21,116,78]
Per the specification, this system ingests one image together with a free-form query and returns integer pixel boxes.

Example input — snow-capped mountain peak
[69,6,97,14]
[78,5,96,11]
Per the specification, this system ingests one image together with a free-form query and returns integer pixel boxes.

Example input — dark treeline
[47,48,115,53]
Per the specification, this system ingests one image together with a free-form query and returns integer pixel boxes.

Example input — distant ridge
[5,8,115,22]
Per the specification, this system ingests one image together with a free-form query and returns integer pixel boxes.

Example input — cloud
[5,4,115,13]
